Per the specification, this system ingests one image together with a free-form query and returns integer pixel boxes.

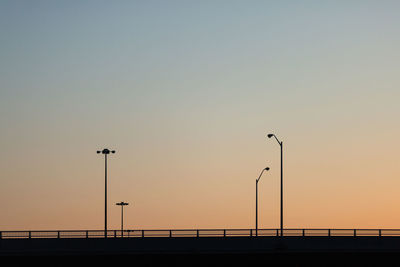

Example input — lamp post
[97,148,116,238]
[116,201,129,237]
[267,133,283,236]
[256,167,270,237]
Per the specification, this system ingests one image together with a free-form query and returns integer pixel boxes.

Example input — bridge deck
[2,235,400,266]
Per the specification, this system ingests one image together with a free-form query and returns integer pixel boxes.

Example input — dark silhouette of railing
[1,229,400,239]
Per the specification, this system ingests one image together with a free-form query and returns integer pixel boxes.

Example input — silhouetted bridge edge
[1,228,400,239]
[3,229,400,259]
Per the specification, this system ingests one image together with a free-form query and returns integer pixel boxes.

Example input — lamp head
[267,134,274,138]
[265,167,270,171]
[97,148,116,154]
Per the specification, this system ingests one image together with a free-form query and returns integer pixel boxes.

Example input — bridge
[2,228,400,265]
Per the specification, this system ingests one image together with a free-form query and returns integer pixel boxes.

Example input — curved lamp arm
[256,167,270,182]
[267,134,282,146]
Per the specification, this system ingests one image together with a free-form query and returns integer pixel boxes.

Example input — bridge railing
[1,229,400,239]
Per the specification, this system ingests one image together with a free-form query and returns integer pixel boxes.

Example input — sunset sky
[1,1,400,231]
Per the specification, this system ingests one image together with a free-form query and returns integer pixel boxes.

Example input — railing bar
[2,229,400,238]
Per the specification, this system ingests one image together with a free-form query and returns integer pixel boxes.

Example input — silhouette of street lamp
[267,133,284,236]
[116,201,129,237]
[256,167,270,237]
[97,148,116,238]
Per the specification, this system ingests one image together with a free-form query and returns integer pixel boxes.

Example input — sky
[0,0,400,231]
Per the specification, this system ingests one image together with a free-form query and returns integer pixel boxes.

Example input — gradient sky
[1,0,400,231]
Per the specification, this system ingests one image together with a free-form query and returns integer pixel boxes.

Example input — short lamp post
[256,167,270,237]
[116,201,129,237]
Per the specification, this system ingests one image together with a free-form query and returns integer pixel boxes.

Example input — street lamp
[267,133,283,236]
[97,148,116,238]
[256,167,270,237]
[116,201,129,237]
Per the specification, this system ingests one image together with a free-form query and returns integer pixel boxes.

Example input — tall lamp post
[267,133,283,236]
[97,148,116,238]
[256,167,270,237]
[116,201,129,237]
